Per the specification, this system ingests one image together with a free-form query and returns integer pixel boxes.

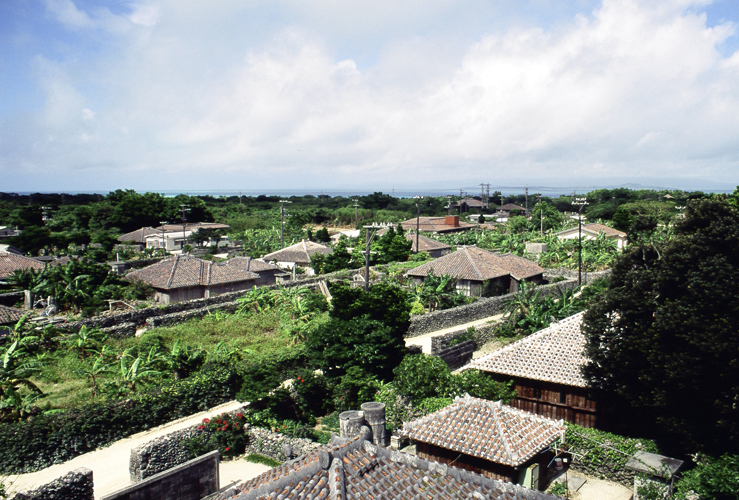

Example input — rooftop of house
[262,240,333,264]
[213,434,560,500]
[0,252,46,279]
[465,312,588,388]
[406,246,544,282]
[216,256,280,274]
[556,223,626,238]
[117,227,160,243]
[0,244,22,255]
[125,255,259,289]
[498,203,527,212]
[400,216,475,233]
[457,197,486,207]
[406,233,452,253]
[156,222,231,231]
[0,304,26,325]
[402,396,566,467]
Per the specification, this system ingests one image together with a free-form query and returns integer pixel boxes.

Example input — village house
[406,233,452,258]
[455,197,488,213]
[124,255,260,304]
[402,396,566,488]
[0,252,45,280]
[211,433,561,500]
[0,304,25,333]
[210,256,281,286]
[400,215,475,234]
[555,223,628,249]
[465,312,599,428]
[406,246,544,296]
[262,240,333,275]
[119,223,231,252]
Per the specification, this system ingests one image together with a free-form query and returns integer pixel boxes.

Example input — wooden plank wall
[509,378,599,428]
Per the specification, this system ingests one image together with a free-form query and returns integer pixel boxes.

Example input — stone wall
[10,468,93,500]
[432,339,476,370]
[406,275,581,338]
[101,322,137,340]
[55,267,362,334]
[130,424,210,482]
[0,291,23,307]
[569,462,635,488]
[104,451,219,500]
[145,301,241,329]
[244,427,323,463]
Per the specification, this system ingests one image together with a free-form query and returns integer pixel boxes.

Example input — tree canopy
[581,198,739,456]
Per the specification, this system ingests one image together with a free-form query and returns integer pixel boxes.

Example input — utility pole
[160,221,168,252]
[538,195,543,236]
[353,199,359,228]
[485,184,490,209]
[180,204,191,252]
[525,187,529,214]
[279,199,292,249]
[414,196,423,254]
[446,195,452,216]
[362,223,385,292]
[572,197,589,285]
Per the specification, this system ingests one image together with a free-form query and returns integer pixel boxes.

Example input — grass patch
[244,454,282,467]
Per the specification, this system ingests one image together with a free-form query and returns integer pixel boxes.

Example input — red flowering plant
[186,412,249,459]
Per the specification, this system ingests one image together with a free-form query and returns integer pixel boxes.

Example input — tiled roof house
[465,312,599,428]
[0,252,45,279]
[117,227,160,244]
[0,304,26,326]
[125,255,260,304]
[556,223,628,249]
[406,247,544,296]
[402,396,565,486]
[407,233,451,258]
[400,215,475,234]
[262,240,333,274]
[213,433,562,500]
[214,257,281,286]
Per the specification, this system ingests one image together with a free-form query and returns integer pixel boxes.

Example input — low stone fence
[10,468,93,500]
[145,301,241,329]
[432,339,476,370]
[106,451,219,500]
[101,322,137,340]
[130,424,210,482]
[53,267,362,334]
[244,427,323,462]
[407,277,578,339]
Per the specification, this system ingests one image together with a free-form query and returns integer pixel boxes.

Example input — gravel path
[2,400,271,499]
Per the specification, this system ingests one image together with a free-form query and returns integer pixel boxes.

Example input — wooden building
[402,396,566,489]
[465,312,599,428]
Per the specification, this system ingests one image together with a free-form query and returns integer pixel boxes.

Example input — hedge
[0,367,239,474]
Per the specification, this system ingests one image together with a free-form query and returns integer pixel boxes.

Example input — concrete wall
[10,468,93,500]
[104,451,219,500]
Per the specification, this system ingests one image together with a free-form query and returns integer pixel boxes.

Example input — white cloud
[7,0,739,190]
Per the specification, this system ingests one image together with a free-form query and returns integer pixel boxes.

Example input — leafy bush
[0,367,239,474]
[564,423,659,471]
[331,366,379,412]
[188,412,250,459]
[674,454,739,500]
[393,355,450,402]
[245,454,282,467]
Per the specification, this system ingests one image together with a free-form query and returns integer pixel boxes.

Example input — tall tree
[582,198,739,456]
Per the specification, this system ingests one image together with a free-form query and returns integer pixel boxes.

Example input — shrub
[393,355,450,402]
[187,412,250,459]
[409,302,425,315]
[0,367,239,474]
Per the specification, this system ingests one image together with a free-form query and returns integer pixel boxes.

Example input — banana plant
[161,340,206,380]
[113,347,164,392]
[60,325,108,359]
[0,323,45,422]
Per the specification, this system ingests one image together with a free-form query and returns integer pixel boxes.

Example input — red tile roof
[124,255,258,289]
[402,396,565,467]
[499,203,527,212]
[0,252,45,279]
[400,217,475,233]
[583,223,627,238]
[405,233,451,253]
[217,257,280,274]
[406,247,544,281]
[214,434,561,500]
[466,312,588,388]
[0,304,26,324]
[262,240,332,265]
[117,227,159,243]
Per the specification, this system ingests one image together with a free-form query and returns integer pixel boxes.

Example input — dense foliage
[674,454,739,500]
[582,198,739,456]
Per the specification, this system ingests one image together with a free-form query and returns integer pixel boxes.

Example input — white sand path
[2,400,271,499]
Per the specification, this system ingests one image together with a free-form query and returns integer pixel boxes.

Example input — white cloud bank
[2,0,739,192]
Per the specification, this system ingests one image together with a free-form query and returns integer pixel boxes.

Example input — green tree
[674,454,739,500]
[582,199,739,456]
[528,202,563,232]
[323,240,355,273]
[315,227,330,243]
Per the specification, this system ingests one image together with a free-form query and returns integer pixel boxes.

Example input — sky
[1,0,738,194]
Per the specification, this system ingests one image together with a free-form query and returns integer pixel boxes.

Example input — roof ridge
[166,255,180,289]
[204,260,212,285]
[490,400,517,464]
[464,247,485,280]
